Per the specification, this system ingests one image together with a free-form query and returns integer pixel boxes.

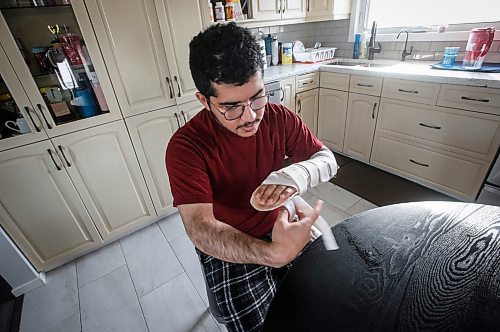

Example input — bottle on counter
[352,33,361,59]
[271,36,279,65]
[359,32,368,59]
[225,0,235,21]
[282,42,293,65]
[214,1,225,22]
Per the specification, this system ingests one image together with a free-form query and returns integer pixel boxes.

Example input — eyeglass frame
[205,93,269,121]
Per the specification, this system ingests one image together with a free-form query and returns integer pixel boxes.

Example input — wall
[253,19,500,63]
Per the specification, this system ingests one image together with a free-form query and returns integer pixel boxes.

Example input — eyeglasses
[207,94,269,121]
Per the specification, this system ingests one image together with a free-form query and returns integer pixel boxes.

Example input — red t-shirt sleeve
[282,106,323,162]
[165,135,212,206]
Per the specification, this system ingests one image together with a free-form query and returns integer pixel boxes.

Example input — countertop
[263,58,500,88]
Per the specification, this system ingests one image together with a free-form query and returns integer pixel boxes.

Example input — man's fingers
[299,200,324,226]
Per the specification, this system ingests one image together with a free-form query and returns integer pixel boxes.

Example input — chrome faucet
[397,29,413,61]
[367,21,381,60]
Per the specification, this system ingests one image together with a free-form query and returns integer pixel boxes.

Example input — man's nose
[240,102,256,122]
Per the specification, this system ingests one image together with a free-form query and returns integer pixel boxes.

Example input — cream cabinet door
[51,120,157,241]
[85,0,176,117]
[280,76,296,113]
[296,88,319,135]
[333,0,351,19]
[0,140,102,271]
[0,44,47,152]
[282,0,306,19]
[306,0,333,18]
[318,88,348,152]
[252,0,282,20]
[125,107,181,218]
[178,100,204,125]
[157,0,203,105]
[343,93,379,162]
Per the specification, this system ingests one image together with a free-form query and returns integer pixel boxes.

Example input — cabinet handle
[37,104,52,129]
[303,80,314,86]
[24,106,41,132]
[174,76,181,97]
[57,145,71,167]
[166,77,174,99]
[297,98,301,114]
[174,113,181,129]
[282,0,285,13]
[461,96,489,103]
[398,88,418,94]
[372,102,377,119]
[410,158,429,168]
[180,110,187,123]
[419,122,441,130]
[47,149,61,171]
[280,87,284,102]
[357,83,373,88]
[279,0,282,13]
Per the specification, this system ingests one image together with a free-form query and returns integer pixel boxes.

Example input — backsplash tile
[254,19,499,63]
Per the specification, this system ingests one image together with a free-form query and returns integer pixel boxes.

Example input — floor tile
[120,223,184,298]
[157,212,186,242]
[308,182,362,211]
[170,234,209,306]
[140,273,219,332]
[346,199,379,216]
[79,265,147,332]
[305,194,351,227]
[20,262,80,332]
[76,240,126,288]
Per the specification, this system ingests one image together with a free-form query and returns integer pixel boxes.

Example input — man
[166,22,335,331]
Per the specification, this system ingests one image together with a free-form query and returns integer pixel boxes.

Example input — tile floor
[19,182,377,332]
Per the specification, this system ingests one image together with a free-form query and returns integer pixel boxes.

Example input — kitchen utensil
[462,27,495,69]
[5,118,30,134]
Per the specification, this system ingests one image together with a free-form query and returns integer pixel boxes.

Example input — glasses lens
[250,95,268,111]
[224,106,244,120]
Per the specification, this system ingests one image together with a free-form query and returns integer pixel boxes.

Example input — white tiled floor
[19,182,377,332]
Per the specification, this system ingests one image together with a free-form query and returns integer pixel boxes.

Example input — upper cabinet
[305,0,333,18]
[85,0,201,117]
[0,1,121,137]
[252,0,305,21]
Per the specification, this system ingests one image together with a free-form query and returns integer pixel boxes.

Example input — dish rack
[293,47,337,63]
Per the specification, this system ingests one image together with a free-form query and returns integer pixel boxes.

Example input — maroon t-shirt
[165,102,322,237]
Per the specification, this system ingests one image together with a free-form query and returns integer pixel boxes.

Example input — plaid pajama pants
[196,244,290,331]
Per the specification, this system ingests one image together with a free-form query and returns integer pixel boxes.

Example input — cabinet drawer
[296,72,320,93]
[376,99,500,161]
[320,72,350,91]
[371,136,487,200]
[349,75,383,96]
[437,84,500,116]
[382,78,440,105]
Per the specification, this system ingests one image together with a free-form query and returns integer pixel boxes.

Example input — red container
[463,27,495,69]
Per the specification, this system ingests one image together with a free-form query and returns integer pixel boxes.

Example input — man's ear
[195,92,209,110]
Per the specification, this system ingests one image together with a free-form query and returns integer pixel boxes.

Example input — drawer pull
[398,88,418,94]
[357,83,374,88]
[410,158,429,167]
[419,122,441,130]
[372,102,377,119]
[302,80,314,85]
[461,96,489,103]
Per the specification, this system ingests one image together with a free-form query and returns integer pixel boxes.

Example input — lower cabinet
[317,88,348,152]
[0,140,103,271]
[178,99,204,125]
[280,76,296,113]
[343,93,380,162]
[296,88,319,135]
[51,120,157,242]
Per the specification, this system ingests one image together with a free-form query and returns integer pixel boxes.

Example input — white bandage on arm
[261,146,338,195]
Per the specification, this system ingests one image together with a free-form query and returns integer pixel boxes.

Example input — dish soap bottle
[352,33,361,59]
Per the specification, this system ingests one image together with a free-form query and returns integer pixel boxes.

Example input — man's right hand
[270,200,323,268]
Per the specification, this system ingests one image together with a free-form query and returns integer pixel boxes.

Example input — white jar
[271,37,279,65]
[214,2,225,22]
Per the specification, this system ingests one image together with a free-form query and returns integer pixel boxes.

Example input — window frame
[348,0,500,43]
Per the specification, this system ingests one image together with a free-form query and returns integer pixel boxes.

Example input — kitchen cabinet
[51,120,157,241]
[0,1,121,138]
[251,0,305,21]
[280,76,296,112]
[0,140,102,271]
[296,72,320,93]
[305,0,333,18]
[317,88,348,152]
[178,99,203,125]
[0,42,47,152]
[343,93,379,162]
[296,88,319,135]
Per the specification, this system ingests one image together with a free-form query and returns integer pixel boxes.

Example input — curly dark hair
[189,22,264,98]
